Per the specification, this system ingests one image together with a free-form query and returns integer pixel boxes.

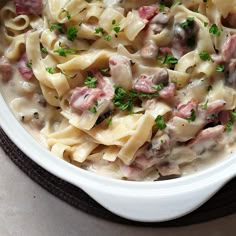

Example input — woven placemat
[0,128,236,227]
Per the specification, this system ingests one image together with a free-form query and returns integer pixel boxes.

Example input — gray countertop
[0,147,236,236]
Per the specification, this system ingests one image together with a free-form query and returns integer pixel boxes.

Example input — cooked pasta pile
[0,0,236,181]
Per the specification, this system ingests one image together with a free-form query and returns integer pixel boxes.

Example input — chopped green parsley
[209,24,222,37]
[26,60,32,68]
[84,73,97,88]
[66,26,78,41]
[186,109,196,122]
[216,65,224,72]
[199,51,213,61]
[54,47,77,57]
[180,17,194,28]
[46,67,56,74]
[155,115,167,130]
[50,23,64,34]
[61,8,71,20]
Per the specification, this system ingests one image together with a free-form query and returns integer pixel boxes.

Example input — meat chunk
[159,82,175,99]
[189,125,225,154]
[109,55,133,90]
[222,34,236,62]
[134,69,169,93]
[0,56,12,82]
[172,19,199,57]
[91,70,114,100]
[14,0,43,15]
[204,100,226,114]
[138,6,157,20]
[218,110,231,125]
[174,99,198,119]
[70,87,104,111]
[17,53,34,81]
[145,132,171,159]
[224,58,236,88]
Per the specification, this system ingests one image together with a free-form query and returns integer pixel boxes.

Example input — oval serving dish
[1,92,236,222]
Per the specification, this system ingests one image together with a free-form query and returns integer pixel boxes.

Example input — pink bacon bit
[218,110,231,125]
[204,100,226,114]
[189,125,225,146]
[222,34,236,62]
[70,87,104,111]
[14,0,43,15]
[174,99,198,119]
[159,83,175,99]
[138,6,158,20]
[91,70,114,99]
[134,74,156,93]
[17,53,33,80]
[0,56,12,82]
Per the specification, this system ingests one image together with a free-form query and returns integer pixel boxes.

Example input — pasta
[0,0,236,181]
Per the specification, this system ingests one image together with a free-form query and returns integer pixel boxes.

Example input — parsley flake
[155,115,167,130]
[95,27,105,35]
[103,34,111,41]
[54,47,77,57]
[180,17,194,28]
[26,60,32,68]
[186,109,196,122]
[162,54,178,66]
[216,65,224,72]
[41,47,47,54]
[50,23,64,34]
[226,112,236,132]
[199,51,213,61]
[84,74,97,88]
[209,24,222,37]
[66,26,78,41]
[62,8,71,20]
[201,100,208,110]
[159,4,165,12]
[46,67,56,74]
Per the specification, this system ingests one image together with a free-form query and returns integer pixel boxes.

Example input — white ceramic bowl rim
[1,93,235,222]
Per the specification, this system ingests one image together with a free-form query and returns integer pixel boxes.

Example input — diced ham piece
[91,70,114,99]
[204,100,226,114]
[159,83,175,99]
[14,0,43,15]
[0,56,12,82]
[145,132,170,159]
[159,47,172,55]
[17,53,33,80]
[70,87,104,111]
[218,110,231,125]
[174,99,198,119]
[109,55,133,90]
[134,74,156,93]
[134,69,169,94]
[222,34,236,62]
[226,58,236,87]
[138,6,157,20]
[189,125,225,154]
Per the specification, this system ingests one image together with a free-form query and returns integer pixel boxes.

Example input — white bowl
[0,92,235,222]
